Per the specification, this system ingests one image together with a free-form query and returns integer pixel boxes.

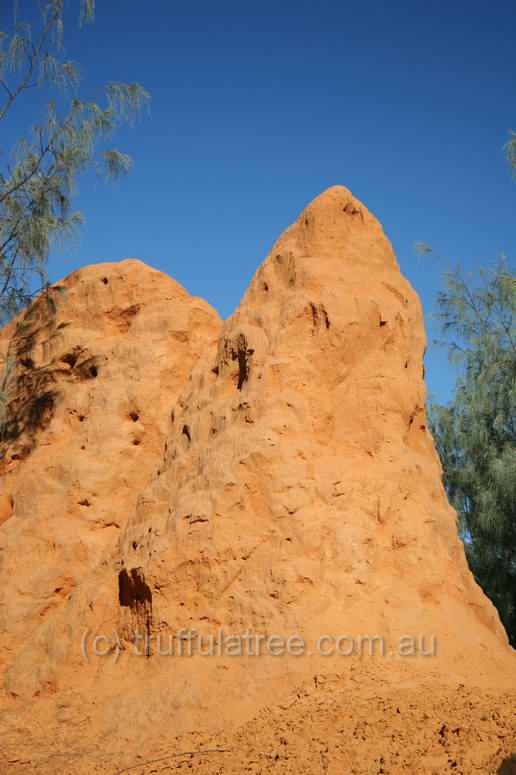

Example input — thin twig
[0,11,58,121]
[0,80,14,99]
[113,747,231,775]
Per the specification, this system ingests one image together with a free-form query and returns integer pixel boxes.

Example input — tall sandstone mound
[0,187,514,774]
[0,260,221,693]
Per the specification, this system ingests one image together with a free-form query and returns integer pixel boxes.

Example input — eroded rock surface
[0,188,514,774]
[0,259,221,696]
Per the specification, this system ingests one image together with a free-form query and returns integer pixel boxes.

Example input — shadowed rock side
[0,188,514,774]
[0,259,221,695]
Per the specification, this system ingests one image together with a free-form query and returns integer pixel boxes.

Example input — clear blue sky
[3,0,516,403]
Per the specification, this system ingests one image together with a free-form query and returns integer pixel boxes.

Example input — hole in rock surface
[74,357,100,381]
[118,567,152,610]
[61,352,78,368]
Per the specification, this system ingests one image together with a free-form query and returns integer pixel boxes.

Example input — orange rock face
[0,260,221,695]
[0,187,514,774]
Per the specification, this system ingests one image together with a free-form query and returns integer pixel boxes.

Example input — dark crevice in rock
[342,201,363,219]
[310,303,330,331]
[232,335,254,391]
[118,567,153,649]
[61,351,79,369]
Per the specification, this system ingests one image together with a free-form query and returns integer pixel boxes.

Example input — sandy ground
[2,665,514,774]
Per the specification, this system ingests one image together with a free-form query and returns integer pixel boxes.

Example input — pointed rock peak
[271,184,397,270]
[1,190,514,770]
[117,183,509,680]
[302,183,358,213]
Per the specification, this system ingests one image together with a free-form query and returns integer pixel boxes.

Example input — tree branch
[0,11,58,122]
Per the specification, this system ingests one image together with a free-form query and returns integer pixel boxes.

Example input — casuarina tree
[0,0,149,322]
[429,260,515,645]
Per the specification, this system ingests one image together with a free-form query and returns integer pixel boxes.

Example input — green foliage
[413,241,433,256]
[0,356,14,435]
[0,1,150,322]
[428,260,516,644]
[505,130,516,172]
